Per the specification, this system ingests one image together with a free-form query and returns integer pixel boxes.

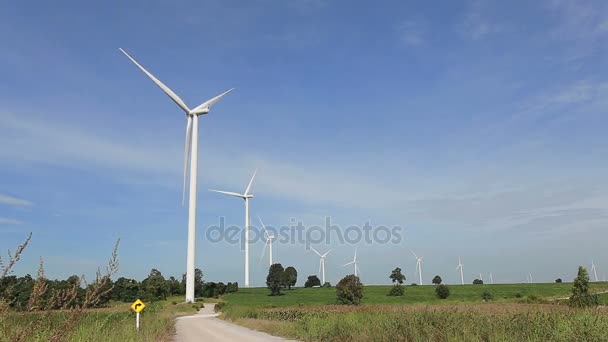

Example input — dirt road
[174,304,291,342]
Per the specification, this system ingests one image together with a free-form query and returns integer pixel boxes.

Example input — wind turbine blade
[258,216,270,238]
[119,48,190,113]
[181,116,193,206]
[191,88,235,115]
[354,247,358,261]
[311,247,322,257]
[259,240,268,263]
[322,250,331,257]
[409,248,418,259]
[208,189,244,198]
[343,261,355,267]
[244,169,257,196]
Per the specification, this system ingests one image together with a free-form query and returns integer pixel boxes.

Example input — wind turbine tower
[410,249,423,285]
[311,247,331,285]
[343,248,359,277]
[209,170,257,287]
[119,48,234,303]
[456,257,464,285]
[258,217,275,266]
[591,260,599,282]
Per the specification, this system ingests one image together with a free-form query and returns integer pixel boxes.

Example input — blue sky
[1,0,608,286]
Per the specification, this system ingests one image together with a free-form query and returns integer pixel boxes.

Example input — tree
[111,277,140,302]
[336,275,363,305]
[389,267,406,285]
[181,268,204,297]
[555,278,563,283]
[142,269,169,301]
[322,282,331,288]
[304,275,321,288]
[473,279,484,285]
[284,266,298,289]
[569,266,599,308]
[166,276,182,296]
[435,284,450,299]
[266,263,285,296]
[432,275,442,285]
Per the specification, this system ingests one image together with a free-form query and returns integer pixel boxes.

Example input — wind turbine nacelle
[190,107,210,115]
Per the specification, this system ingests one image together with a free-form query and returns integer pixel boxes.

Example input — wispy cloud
[0,194,32,206]
[458,0,505,40]
[0,217,24,225]
[395,20,425,46]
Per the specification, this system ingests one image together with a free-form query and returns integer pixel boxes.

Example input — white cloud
[0,194,32,206]
[396,20,425,46]
[0,217,24,225]
[459,0,505,40]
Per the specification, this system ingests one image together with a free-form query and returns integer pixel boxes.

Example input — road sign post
[130,299,146,331]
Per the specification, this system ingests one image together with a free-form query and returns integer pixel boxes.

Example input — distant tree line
[0,266,238,311]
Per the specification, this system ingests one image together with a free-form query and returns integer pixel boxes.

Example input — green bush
[482,291,493,301]
[214,301,226,312]
[435,285,450,299]
[569,266,600,308]
[387,285,404,296]
[336,275,363,305]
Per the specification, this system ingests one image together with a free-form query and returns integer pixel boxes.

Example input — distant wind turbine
[209,169,257,287]
[343,248,359,277]
[591,260,599,282]
[489,273,494,285]
[311,247,331,285]
[410,249,423,285]
[456,257,464,285]
[479,273,483,282]
[119,48,234,303]
[258,217,275,266]
[527,273,533,284]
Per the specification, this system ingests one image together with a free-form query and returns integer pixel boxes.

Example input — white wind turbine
[410,249,423,285]
[209,170,257,287]
[479,273,483,282]
[119,48,233,303]
[591,260,599,282]
[456,257,464,285]
[311,247,331,285]
[527,273,533,284]
[343,248,359,277]
[258,217,275,267]
[489,272,494,285]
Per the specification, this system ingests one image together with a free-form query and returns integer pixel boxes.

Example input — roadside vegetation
[0,234,215,341]
[219,266,608,341]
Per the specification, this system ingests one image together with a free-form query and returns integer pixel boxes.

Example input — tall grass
[224,304,608,341]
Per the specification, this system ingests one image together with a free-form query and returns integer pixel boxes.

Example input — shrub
[473,279,484,285]
[387,285,404,296]
[432,275,442,285]
[482,291,493,301]
[304,275,321,288]
[171,301,177,305]
[515,292,522,298]
[410,283,418,286]
[336,275,363,305]
[214,301,226,312]
[435,285,450,299]
[322,282,332,288]
[555,278,563,283]
[569,266,600,308]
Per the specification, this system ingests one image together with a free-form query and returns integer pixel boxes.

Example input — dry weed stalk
[0,233,32,279]
[27,257,49,311]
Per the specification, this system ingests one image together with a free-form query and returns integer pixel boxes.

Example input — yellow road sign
[130,299,146,313]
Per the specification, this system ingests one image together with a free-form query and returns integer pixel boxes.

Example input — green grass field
[222,282,608,308]
[0,296,199,342]
[220,283,608,341]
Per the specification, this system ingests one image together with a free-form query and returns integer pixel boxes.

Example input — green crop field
[222,282,608,308]
[219,283,608,341]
